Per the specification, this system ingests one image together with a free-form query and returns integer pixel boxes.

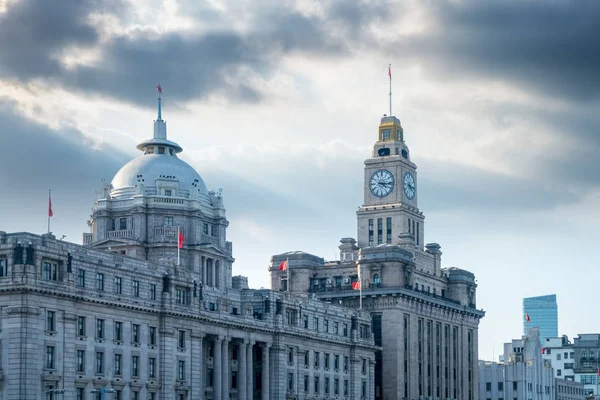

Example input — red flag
[279,260,288,271]
[597,368,600,377]
[526,313,530,323]
[48,191,53,217]
[156,84,162,94]
[178,230,184,249]
[542,348,546,354]
[388,64,391,79]
[352,281,361,290]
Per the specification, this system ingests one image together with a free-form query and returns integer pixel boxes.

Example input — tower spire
[156,84,163,120]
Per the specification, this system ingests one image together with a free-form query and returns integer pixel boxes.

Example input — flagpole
[388,63,392,116]
[47,189,51,234]
[286,257,290,292]
[177,226,180,266]
[359,263,363,310]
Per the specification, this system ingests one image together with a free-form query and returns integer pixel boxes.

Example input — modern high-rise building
[270,113,485,400]
[523,294,558,341]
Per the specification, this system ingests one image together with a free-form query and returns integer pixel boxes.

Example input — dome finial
[156,84,163,120]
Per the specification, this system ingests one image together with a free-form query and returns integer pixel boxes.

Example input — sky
[1,0,599,360]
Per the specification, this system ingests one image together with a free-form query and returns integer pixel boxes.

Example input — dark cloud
[390,1,600,102]
[0,0,390,108]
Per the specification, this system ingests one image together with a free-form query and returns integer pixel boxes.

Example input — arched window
[373,274,381,285]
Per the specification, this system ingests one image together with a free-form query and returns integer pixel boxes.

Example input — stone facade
[479,329,585,400]
[270,115,484,400]
[0,97,377,400]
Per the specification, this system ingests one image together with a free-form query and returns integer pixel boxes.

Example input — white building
[541,335,575,380]
[479,328,585,400]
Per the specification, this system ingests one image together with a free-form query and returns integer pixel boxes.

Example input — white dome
[111,153,208,198]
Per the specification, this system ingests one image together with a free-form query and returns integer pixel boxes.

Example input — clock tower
[356,115,425,248]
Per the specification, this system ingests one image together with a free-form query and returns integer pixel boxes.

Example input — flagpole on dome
[177,226,180,266]
[156,84,162,120]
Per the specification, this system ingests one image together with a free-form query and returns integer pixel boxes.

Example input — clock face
[370,169,394,198]
[403,171,416,200]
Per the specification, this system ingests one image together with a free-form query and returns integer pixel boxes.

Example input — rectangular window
[96,272,104,291]
[324,353,330,369]
[344,380,349,396]
[314,376,320,394]
[304,375,309,393]
[303,315,309,328]
[77,316,86,336]
[96,319,105,340]
[499,382,504,391]
[203,223,209,234]
[381,128,391,140]
[344,356,349,372]
[178,330,186,349]
[131,355,139,377]
[77,388,85,400]
[43,261,59,281]
[119,218,127,230]
[150,284,156,300]
[416,222,420,245]
[77,349,85,372]
[334,378,339,395]
[386,217,392,244]
[343,323,348,337]
[304,351,309,367]
[368,219,374,246]
[288,347,294,364]
[314,352,320,368]
[149,357,156,378]
[324,319,329,332]
[164,216,174,226]
[334,354,340,370]
[334,321,339,334]
[114,353,122,375]
[132,324,140,344]
[114,321,123,341]
[132,280,140,297]
[362,381,367,397]
[377,218,383,244]
[0,257,7,276]
[77,269,85,287]
[149,326,157,346]
[176,287,190,305]
[95,351,104,374]
[45,346,55,369]
[313,317,319,330]
[362,358,367,374]
[288,372,294,391]
[325,377,330,395]
[114,276,122,294]
[178,360,186,380]
[232,370,238,389]
[132,392,139,400]
[46,310,56,332]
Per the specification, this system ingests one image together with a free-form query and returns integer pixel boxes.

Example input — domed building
[0,91,376,400]
[86,93,232,290]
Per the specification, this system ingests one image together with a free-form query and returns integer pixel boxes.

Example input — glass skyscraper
[523,294,558,341]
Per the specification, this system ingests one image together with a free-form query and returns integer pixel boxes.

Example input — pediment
[89,238,131,249]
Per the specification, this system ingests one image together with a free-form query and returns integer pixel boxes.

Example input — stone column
[214,336,223,400]
[222,337,230,400]
[191,332,205,400]
[239,340,247,400]
[211,259,216,288]
[369,358,375,400]
[202,256,207,284]
[261,343,271,400]
[247,341,255,400]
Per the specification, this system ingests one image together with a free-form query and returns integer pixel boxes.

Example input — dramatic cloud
[389,1,600,101]
[0,0,394,108]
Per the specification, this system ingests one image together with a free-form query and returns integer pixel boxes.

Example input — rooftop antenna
[388,63,392,116]
[156,84,163,120]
